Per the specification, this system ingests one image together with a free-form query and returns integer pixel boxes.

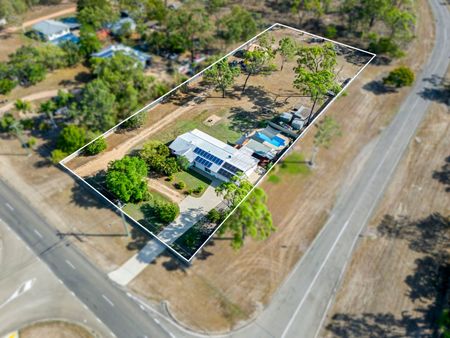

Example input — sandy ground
[320,88,450,337]
[0,0,436,333]
[20,320,95,338]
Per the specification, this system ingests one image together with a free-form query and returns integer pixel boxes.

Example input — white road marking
[58,279,63,285]
[102,294,114,307]
[0,278,35,309]
[33,229,43,238]
[96,318,101,323]
[71,291,75,297]
[65,259,76,269]
[5,203,14,211]
[140,304,145,311]
[281,220,350,338]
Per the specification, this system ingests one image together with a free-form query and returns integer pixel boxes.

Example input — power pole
[10,121,31,157]
[117,201,130,237]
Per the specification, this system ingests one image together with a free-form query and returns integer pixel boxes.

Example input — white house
[32,20,70,41]
[169,129,259,182]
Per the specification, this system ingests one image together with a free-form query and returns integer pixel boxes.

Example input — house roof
[92,44,151,64]
[32,20,69,36]
[170,129,259,174]
[243,139,276,159]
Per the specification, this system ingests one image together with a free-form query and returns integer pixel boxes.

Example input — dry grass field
[321,88,450,338]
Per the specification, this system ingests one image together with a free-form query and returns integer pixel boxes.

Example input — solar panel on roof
[193,147,224,165]
[222,162,240,174]
[195,156,212,168]
[218,168,235,179]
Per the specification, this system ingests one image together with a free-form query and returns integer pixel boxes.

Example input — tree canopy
[106,156,149,203]
[218,6,258,45]
[217,177,275,250]
[140,140,180,175]
[278,36,297,71]
[383,66,415,88]
[204,59,240,98]
[294,43,340,123]
[56,125,87,154]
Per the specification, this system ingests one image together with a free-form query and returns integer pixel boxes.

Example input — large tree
[106,156,149,203]
[77,0,117,30]
[56,125,87,153]
[241,48,275,93]
[91,53,152,119]
[167,2,211,62]
[278,36,297,71]
[76,79,117,132]
[293,42,340,124]
[216,176,275,249]
[218,6,258,45]
[204,59,240,98]
[139,140,179,175]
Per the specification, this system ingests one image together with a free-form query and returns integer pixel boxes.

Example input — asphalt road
[0,0,448,337]
[0,179,172,338]
[0,217,111,337]
[235,0,450,337]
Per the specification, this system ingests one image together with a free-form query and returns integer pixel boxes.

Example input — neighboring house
[169,129,259,182]
[91,44,152,67]
[60,17,80,30]
[32,20,70,41]
[109,17,136,36]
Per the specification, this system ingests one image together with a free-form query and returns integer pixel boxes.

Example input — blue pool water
[256,132,285,147]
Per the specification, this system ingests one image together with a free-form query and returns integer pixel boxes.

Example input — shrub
[122,113,146,130]
[324,25,337,39]
[175,181,186,189]
[20,118,35,130]
[85,136,107,155]
[0,78,16,95]
[383,66,415,88]
[154,200,179,223]
[207,209,222,224]
[193,185,205,194]
[27,137,37,148]
[177,155,190,171]
[368,36,405,58]
[51,149,67,164]
[0,113,16,132]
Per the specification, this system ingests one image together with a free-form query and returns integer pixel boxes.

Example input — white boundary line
[59,23,376,263]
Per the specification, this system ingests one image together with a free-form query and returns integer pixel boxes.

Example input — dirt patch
[203,114,222,126]
[19,320,95,338]
[320,89,450,337]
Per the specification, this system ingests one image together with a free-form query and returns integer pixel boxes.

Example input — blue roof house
[92,44,152,67]
[32,20,70,41]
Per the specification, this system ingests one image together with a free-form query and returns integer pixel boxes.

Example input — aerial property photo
[61,23,374,262]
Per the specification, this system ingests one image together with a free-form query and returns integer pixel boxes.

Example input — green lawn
[166,168,212,197]
[122,190,172,234]
[150,109,241,145]
[279,152,310,175]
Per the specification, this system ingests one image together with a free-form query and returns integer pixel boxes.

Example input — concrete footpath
[108,183,223,285]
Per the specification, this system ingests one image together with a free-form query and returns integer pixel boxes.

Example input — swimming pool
[256,132,285,147]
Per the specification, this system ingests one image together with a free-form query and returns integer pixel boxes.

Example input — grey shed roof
[32,20,69,36]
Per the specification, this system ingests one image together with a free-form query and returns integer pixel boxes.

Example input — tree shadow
[432,156,450,192]
[326,213,450,337]
[419,75,450,104]
[326,312,414,337]
[362,80,398,95]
